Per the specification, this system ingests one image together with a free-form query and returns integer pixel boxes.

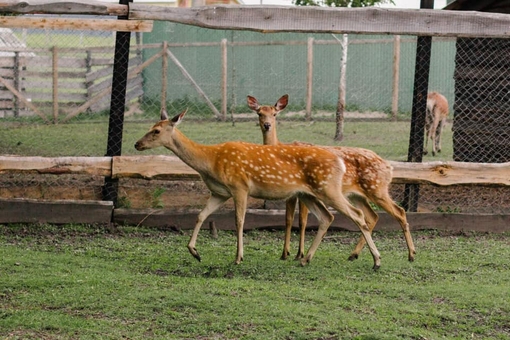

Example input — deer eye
[154,129,160,134]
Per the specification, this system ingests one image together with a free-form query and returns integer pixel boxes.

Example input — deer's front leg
[232,191,249,264]
[188,194,228,261]
[282,197,298,260]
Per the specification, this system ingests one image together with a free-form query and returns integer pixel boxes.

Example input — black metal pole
[402,0,434,212]
[102,0,132,206]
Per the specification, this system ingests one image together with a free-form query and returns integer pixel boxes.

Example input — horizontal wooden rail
[1,155,510,187]
[1,2,510,38]
[0,0,127,16]
[0,16,152,32]
[129,5,510,39]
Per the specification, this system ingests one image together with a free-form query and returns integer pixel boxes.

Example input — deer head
[134,108,187,151]
[247,94,288,133]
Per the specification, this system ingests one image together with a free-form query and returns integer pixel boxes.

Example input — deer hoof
[372,264,381,271]
[294,252,305,261]
[348,254,359,261]
[300,257,311,267]
[280,251,290,260]
[188,247,201,262]
[423,150,428,155]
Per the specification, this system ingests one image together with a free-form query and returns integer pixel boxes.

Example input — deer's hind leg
[372,193,416,262]
[296,200,309,260]
[347,195,379,261]
[188,193,229,261]
[297,195,334,266]
[321,190,381,270]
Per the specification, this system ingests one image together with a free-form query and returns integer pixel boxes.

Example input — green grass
[0,224,509,339]
[0,118,454,161]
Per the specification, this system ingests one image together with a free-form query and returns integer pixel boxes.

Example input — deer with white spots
[424,91,449,156]
[247,94,415,263]
[135,108,384,269]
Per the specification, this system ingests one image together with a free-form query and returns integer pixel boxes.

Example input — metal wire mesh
[1,19,509,214]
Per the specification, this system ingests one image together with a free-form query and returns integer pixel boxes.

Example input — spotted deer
[135,109,384,269]
[424,91,449,156]
[247,94,415,263]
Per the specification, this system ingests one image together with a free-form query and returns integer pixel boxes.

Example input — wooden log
[0,156,112,176]
[0,16,152,32]
[129,5,510,39]
[2,155,509,187]
[113,208,510,234]
[389,161,510,187]
[112,155,200,180]
[0,198,113,224]
[0,0,127,16]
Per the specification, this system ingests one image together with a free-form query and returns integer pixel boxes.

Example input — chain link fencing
[1,19,509,215]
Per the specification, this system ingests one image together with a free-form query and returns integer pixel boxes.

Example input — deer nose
[134,142,141,150]
[263,122,271,131]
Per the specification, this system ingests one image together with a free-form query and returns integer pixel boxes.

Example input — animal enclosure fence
[0,2,510,225]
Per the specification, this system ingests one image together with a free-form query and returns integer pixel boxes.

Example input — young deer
[135,109,384,269]
[247,94,415,263]
[424,91,449,156]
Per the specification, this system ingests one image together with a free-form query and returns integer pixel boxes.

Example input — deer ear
[160,108,169,121]
[275,94,288,111]
[247,96,260,111]
[171,108,188,125]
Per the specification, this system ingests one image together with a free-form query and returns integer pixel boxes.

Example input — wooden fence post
[13,51,20,118]
[221,38,227,121]
[52,46,59,124]
[305,37,314,120]
[391,35,401,121]
[161,41,168,111]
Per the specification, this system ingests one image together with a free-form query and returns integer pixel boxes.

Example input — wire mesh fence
[1,19,509,215]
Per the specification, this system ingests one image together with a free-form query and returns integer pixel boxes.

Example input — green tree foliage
[294,0,394,7]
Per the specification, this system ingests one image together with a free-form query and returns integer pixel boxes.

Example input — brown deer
[135,109,384,269]
[247,94,415,263]
[424,91,449,156]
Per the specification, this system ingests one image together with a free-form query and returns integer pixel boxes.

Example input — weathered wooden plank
[0,198,113,224]
[112,155,200,180]
[24,92,87,102]
[389,161,510,186]
[0,0,127,16]
[21,70,87,79]
[2,156,509,187]
[113,208,510,233]
[0,156,112,176]
[0,16,152,32]
[25,57,87,69]
[129,5,510,38]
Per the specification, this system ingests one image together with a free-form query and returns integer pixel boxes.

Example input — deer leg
[232,192,249,264]
[435,118,445,153]
[282,197,298,260]
[430,114,441,156]
[321,191,381,270]
[298,195,334,266]
[188,193,229,262]
[295,200,309,260]
[347,195,379,261]
[373,194,416,262]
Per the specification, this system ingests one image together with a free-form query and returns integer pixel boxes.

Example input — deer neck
[164,128,212,173]
[262,126,280,146]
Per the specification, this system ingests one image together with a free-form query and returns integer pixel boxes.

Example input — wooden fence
[0,156,509,232]
[0,45,144,122]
